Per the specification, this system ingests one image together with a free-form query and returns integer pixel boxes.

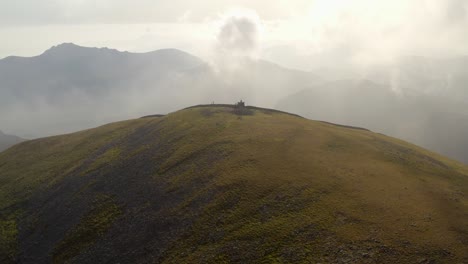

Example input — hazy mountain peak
[41,43,122,58]
[52,42,80,49]
[43,43,195,58]
[43,42,81,53]
[147,48,191,55]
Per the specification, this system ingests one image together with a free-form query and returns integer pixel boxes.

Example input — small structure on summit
[233,100,253,116]
[236,100,246,108]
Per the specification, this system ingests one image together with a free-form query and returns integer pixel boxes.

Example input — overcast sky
[1,0,468,70]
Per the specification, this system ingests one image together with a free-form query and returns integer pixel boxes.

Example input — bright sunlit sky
[2,0,468,70]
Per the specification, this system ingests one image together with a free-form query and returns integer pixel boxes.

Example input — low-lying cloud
[216,11,261,58]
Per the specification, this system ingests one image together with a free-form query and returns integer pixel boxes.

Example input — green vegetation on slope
[0,218,18,260]
[0,106,467,263]
[52,194,121,263]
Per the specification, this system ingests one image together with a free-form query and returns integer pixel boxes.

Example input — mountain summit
[42,43,97,55]
[0,105,466,263]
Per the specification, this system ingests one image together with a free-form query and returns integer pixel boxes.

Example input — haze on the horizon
[2,0,468,69]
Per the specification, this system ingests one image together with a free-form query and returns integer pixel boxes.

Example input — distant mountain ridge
[0,131,24,152]
[0,43,203,99]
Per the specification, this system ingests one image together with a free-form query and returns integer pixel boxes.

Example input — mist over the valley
[1,1,468,164]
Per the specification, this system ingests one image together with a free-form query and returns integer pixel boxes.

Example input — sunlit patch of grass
[0,219,18,262]
[83,147,122,174]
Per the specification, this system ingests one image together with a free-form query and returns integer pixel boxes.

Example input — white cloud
[215,9,262,58]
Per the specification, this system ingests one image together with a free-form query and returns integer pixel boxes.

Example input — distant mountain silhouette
[0,43,203,104]
[0,130,24,152]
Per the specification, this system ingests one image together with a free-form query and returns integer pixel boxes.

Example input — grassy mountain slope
[0,106,467,263]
